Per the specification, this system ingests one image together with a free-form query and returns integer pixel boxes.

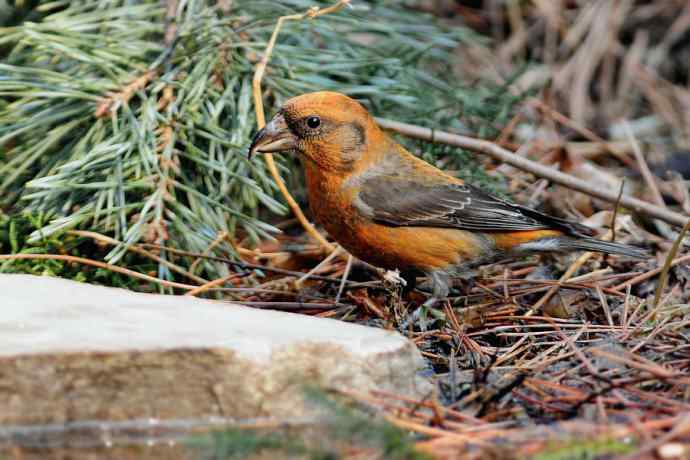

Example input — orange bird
[249,92,646,303]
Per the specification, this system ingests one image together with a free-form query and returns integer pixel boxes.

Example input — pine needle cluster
[0,0,516,283]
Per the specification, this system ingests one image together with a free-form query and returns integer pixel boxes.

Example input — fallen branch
[375,118,690,228]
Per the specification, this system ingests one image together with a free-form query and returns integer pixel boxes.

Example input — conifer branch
[0,0,507,282]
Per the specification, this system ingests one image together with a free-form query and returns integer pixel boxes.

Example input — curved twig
[251,2,350,252]
[0,253,197,290]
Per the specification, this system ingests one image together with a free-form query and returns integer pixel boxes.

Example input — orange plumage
[249,92,646,301]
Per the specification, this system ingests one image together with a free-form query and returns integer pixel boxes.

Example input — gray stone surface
[0,274,429,426]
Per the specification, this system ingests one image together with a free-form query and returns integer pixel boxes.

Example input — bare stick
[69,230,208,284]
[0,253,197,290]
[296,244,342,287]
[375,117,689,228]
[652,220,690,310]
[189,230,228,274]
[185,273,239,297]
[335,254,353,303]
[610,179,625,243]
[623,120,665,208]
[252,2,350,252]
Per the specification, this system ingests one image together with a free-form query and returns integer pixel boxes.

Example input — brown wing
[357,176,594,236]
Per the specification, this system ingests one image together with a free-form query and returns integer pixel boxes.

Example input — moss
[529,437,635,460]
[0,211,155,290]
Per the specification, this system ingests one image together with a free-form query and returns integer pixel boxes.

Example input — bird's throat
[303,159,361,239]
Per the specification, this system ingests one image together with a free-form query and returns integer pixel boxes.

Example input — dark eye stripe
[281,109,301,136]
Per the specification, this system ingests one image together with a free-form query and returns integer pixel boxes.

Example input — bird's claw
[382,269,407,287]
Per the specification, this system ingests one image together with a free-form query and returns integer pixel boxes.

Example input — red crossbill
[249,92,646,302]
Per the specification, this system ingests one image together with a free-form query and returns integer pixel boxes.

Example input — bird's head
[248,91,380,172]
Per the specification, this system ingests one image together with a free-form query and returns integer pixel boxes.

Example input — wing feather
[357,176,593,236]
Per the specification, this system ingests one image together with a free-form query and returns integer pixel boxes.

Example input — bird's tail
[562,237,649,259]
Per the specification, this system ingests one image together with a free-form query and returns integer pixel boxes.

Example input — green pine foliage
[0,0,518,283]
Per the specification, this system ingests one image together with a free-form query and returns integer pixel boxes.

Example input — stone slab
[0,274,429,429]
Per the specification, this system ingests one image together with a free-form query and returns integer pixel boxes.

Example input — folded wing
[357,176,594,236]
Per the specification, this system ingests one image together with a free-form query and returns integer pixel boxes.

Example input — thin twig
[596,285,614,327]
[296,244,342,287]
[652,220,690,309]
[189,230,228,274]
[610,179,625,243]
[69,230,208,285]
[0,253,197,290]
[252,1,350,252]
[95,69,157,118]
[623,120,665,208]
[138,243,357,285]
[185,272,241,297]
[530,98,636,168]
[527,245,602,317]
[335,254,353,303]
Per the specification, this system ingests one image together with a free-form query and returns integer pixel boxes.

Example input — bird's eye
[306,116,321,129]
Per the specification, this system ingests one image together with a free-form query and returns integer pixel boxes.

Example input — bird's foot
[381,269,407,287]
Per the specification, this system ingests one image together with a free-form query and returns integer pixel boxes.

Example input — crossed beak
[248,112,298,159]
